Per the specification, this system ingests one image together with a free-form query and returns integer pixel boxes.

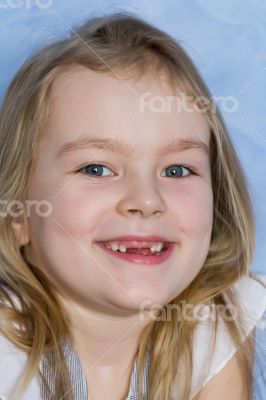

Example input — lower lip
[96,242,175,265]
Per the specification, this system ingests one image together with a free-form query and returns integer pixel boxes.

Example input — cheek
[47,184,107,240]
[185,189,213,236]
[27,161,109,241]
[24,183,104,272]
[164,185,213,301]
[168,181,213,236]
[25,191,108,298]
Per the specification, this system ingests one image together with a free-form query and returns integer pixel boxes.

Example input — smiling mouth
[104,243,169,256]
[95,241,175,265]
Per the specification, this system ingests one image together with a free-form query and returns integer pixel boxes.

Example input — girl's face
[17,66,213,313]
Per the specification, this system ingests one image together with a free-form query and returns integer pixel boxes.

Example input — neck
[60,296,153,374]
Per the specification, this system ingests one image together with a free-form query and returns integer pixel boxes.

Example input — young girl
[0,12,265,400]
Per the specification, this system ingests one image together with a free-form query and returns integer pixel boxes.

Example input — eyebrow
[56,135,210,158]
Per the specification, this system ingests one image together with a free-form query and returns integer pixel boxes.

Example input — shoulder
[190,274,266,399]
[0,299,41,399]
[191,349,245,400]
[0,333,41,399]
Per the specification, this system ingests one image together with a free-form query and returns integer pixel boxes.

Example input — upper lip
[96,235,174,243]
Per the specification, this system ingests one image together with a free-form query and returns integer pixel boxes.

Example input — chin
[114,290,172,314]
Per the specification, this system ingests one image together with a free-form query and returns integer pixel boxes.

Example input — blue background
[0,1,265,397]
[1,1,265,275]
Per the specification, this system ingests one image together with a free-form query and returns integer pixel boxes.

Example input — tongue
[125,247,155,255]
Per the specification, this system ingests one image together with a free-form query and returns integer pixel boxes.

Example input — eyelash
[76,163,197,179]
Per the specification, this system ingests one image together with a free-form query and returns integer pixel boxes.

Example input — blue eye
[77,164,195,178]
[162,165,194,178]
[78,164,113,177]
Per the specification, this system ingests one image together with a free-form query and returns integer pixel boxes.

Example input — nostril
[128,210,141,215]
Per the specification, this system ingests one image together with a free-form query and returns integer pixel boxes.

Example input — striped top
[0,274,265,400]
[40,339,151,400]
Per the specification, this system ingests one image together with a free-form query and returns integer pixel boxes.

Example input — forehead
[45,66,210,155]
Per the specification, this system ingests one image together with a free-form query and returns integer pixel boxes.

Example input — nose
[116,179,166,218]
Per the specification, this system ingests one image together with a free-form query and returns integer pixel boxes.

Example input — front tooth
[118,244,126,253]
[109,242,163,253]
[110,242,119,251]
[150,244,157,253]
[156,243,163,252]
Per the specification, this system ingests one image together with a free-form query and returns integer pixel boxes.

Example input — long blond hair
[0,12,265,400]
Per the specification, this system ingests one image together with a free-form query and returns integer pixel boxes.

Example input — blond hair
[0,12,265,400]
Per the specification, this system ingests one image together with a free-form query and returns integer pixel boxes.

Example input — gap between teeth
[105,242,164,253]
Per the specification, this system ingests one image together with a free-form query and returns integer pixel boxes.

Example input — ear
[11,218,31,247]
